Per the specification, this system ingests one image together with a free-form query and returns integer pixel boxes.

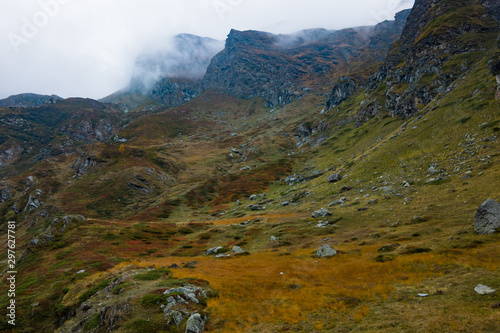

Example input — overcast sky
[0,0,414,100]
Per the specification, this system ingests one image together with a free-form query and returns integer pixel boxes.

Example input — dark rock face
[370,0,499,118]
[72,153,105,177]
[203,29,304,107]
[62,118,116,143]
[294,120,329,148]
[205,13,410,107]
[150,78,203,106]
[480,0,500,21]
[474,199,500,234]
[326,77,357,110]
[0,187,12,202]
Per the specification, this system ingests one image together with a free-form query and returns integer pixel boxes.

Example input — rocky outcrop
[203,29,304,107]
[28,215,86,247]
[127,175,153,194]
[0,186,13,202]
[72,152,105,177]
[62,118,116,143]
[480,0,500,21]
[0,144,23,169]
[185,313,205,333]
[326,76,357,109]
[369,0,499,118]
[488,54,500,99]
[294,120,329,148]
[474,199,500,234]
[150,78,203,106]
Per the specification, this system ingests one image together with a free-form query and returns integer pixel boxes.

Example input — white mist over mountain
[0,0,414,100]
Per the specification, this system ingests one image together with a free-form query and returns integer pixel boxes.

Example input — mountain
[102,34,224,107]
[105,12,410,109]
[0,93,62,108]
[203,10,411,107]
[1,1,499,332]
[0,98,125,176]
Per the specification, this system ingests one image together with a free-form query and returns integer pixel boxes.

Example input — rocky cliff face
[149,78,203,106]
[368,0,499,118]
[204,11,411,107]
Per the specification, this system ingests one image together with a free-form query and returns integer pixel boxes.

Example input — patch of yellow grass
[126,243,500,332]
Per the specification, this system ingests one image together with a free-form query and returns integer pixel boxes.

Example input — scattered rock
[474,284,496,295]
[281,201,290,206]
[329,197,347,207]
[474,199,500,234]
[185,313,205,333]
[249,194,258,200]
[402,181,411,187]
[270,236,277,242]
[315,220,331,228]
[340,186,352,192]
[312,208,332,218]
[317,245,337,258]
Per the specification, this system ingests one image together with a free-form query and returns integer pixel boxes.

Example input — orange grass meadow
[132,242,499,332]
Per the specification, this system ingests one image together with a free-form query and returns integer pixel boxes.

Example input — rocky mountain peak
[225,29,276,50]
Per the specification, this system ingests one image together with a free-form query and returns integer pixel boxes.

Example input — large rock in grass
[232,246,244,254]
[317,245,337,258]
[312,208,332,218]
[474,199,500,234]
[185,313,205,333]
[327,174,342,183]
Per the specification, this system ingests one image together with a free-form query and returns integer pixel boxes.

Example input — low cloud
[0,0,414,100]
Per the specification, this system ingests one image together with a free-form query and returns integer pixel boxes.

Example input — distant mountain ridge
[0,93,62,108]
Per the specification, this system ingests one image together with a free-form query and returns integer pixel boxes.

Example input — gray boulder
[232,246,244,254]
[206,246,223,255]
[474,284,496,295]
[317,245,337,257]
[474,199,500,234]
[312,208,332,218]
[327,174,342,183]
[185,313,205,333]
